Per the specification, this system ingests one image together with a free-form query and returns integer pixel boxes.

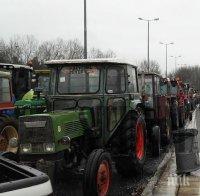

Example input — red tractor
[0,63,33,100]
[138,73,171,156]
[0,71,18,153]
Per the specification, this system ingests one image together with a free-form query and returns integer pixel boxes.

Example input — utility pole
[84,0,87,59]
[138,17,159,72]
[159,42,174,77]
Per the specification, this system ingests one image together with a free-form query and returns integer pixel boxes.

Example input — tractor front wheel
[83,149,112,196]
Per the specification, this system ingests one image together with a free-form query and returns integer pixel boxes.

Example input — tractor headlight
[20,144,32,153]
[43,143,55,152]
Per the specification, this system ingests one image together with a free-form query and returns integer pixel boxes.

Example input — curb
[141,148,173,196]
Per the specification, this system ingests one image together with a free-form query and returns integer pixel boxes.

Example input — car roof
[45,58,137,68]
[0,63,33,70]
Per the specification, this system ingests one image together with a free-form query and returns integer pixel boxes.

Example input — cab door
[105,66,126,138]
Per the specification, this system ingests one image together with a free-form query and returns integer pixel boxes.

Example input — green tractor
[18,59,148,195]
[15,69,50,117]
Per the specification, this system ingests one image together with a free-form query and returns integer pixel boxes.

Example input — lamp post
[170,55,181,72]
[84,0,87,59]
[159,42,174,77]
[138,17,159,72]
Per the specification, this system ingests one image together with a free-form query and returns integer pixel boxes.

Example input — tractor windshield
[0,78,11,103]
[58,66,100,94]
[37,75,50,94]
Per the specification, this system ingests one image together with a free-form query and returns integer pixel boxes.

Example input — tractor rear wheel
[0,120,18,153]
[115,114,146,177]
[83,149,112,196]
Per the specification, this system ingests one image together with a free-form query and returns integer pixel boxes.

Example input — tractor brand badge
[58,126,62,132]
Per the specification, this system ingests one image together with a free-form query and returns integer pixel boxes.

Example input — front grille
[19,116,53,144]
[63,120,88,138]
[31,143,44,153]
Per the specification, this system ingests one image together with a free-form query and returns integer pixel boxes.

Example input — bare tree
[89,48,116,58]
[172,66,200,90]
[138,59,161,74]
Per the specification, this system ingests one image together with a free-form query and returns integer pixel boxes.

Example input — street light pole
[138,17,159,73]
[165,44,168,77]
[159,42,174,77]
[147,21,150,72]
[84,0,87,59]
[170,55,181,72]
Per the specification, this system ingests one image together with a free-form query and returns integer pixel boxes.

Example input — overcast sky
[0,0,200,73]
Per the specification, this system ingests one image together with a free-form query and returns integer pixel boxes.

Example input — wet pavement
[153,153,200,196]
[53,107,200,196]
[54,149,169,196]
[153,106,200,196]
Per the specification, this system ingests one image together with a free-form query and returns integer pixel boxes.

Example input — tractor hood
[19,109,93,154]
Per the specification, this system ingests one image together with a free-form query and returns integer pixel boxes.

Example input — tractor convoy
[0,59,198,195]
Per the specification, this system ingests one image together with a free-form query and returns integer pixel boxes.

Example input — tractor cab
[0,63,33,100]
[15,69,50,117]
[0,71,14,117]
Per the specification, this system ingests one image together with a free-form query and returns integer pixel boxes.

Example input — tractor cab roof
[0,70,11,78]
[0,63,33,71]
[45,58,137,68]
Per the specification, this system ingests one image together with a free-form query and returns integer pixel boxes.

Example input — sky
[0,0,200,74]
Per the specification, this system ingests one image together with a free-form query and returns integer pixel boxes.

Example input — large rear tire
[0,119,18,153]
[83,149,112,196]
[115,114,147,177]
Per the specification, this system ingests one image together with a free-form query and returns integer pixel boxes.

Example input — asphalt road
[53,149,168,196]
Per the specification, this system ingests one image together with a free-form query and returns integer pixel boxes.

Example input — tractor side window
[127,66,137,93]
[144,77,153,95]
[0,78,11,102]
[106,67,125,94]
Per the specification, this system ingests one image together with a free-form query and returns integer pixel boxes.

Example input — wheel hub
[97,161,110,196]
[136,123,144,160]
